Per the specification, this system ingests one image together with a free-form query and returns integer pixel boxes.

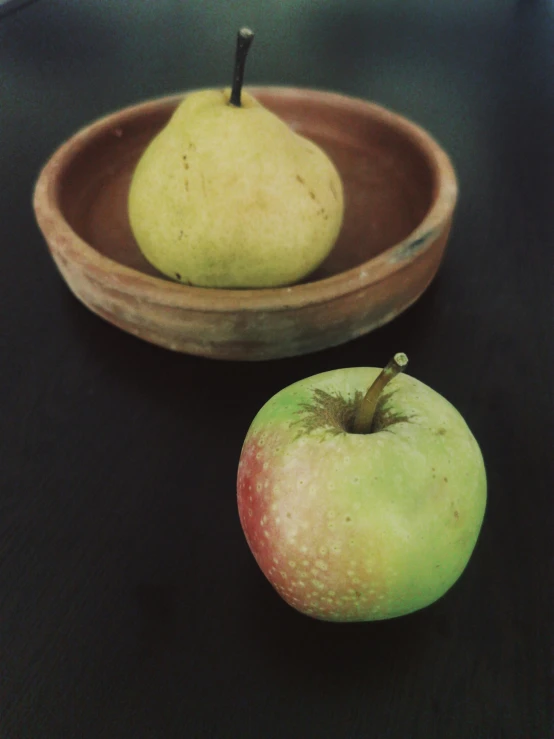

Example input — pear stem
[351,353,409,434]
[229,28,254,107]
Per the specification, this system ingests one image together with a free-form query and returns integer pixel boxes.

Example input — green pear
[128,29,344,288]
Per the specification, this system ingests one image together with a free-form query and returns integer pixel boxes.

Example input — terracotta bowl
[33,87,457,361]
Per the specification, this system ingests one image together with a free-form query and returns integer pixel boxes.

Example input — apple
[237,354,486,622]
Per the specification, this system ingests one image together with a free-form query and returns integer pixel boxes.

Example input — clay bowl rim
[33,85,458,313]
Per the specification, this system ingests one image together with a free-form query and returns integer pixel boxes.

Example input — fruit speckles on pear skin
[127,86,344,288]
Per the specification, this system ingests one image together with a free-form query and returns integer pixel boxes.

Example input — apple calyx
[351,352,409,434]
[229,27,254,107]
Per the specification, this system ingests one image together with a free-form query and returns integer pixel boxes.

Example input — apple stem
[351,353,409,434]
[229,28,254,107]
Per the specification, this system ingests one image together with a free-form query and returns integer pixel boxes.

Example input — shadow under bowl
[33,87,457,361]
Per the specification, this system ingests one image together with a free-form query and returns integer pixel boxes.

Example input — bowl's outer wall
[45,221,451,360]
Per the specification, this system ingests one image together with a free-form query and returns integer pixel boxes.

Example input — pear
[128,29,344,289]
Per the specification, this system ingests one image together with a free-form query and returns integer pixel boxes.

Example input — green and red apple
[237,354,486,622]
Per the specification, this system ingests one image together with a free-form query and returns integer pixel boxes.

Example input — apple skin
[237,368,486,622]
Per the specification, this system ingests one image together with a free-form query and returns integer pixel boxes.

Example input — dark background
[1,1,553,737]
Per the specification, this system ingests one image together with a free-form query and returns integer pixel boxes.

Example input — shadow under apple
[235,555,449,691]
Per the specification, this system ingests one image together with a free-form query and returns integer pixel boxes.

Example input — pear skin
[128,88,344,288]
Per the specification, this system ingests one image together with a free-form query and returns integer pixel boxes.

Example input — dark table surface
[1,2,553,737]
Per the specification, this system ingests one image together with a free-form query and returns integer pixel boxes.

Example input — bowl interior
[58,89,436,285]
